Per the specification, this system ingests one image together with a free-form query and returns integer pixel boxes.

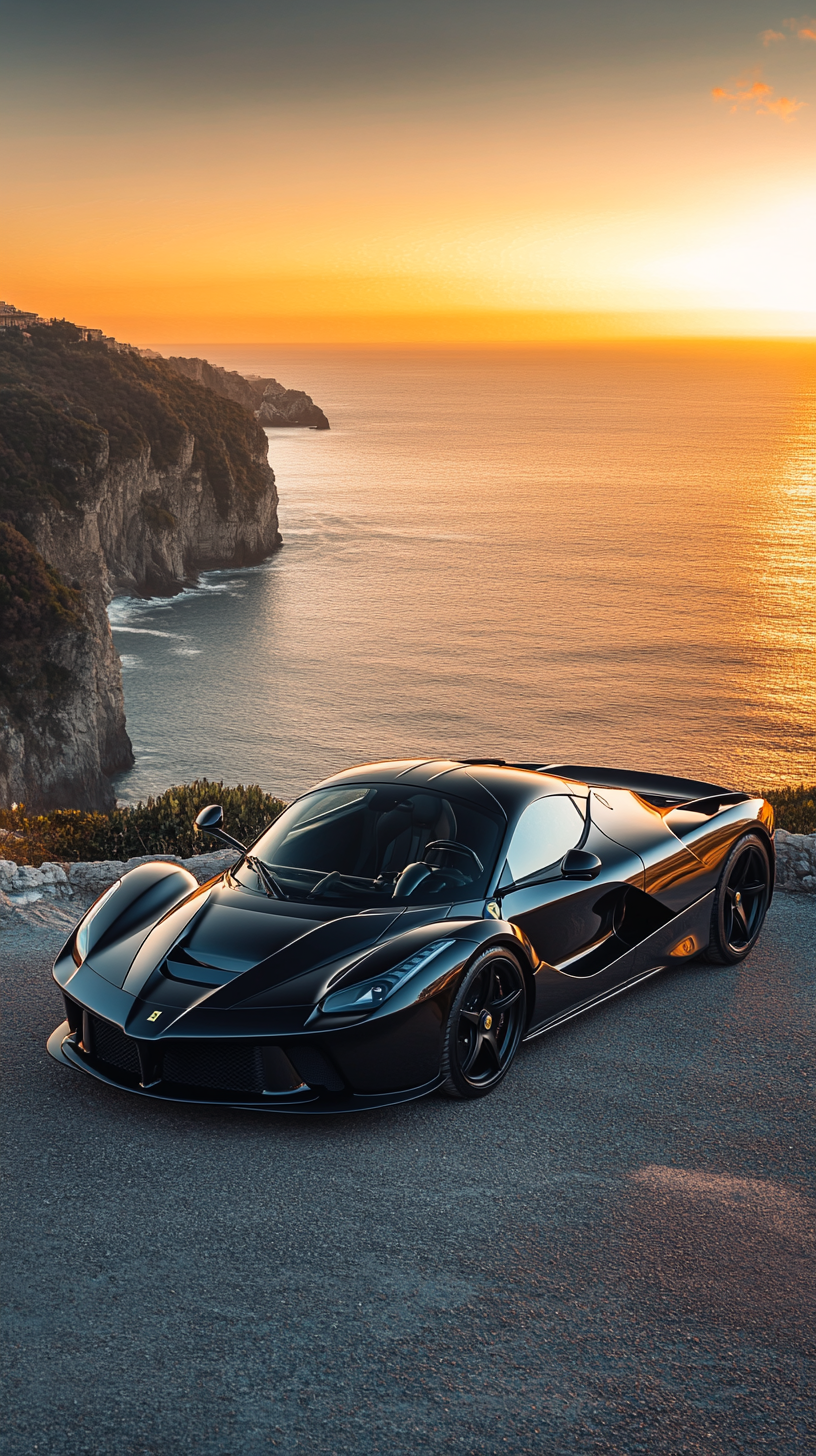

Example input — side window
[506,796,584,882]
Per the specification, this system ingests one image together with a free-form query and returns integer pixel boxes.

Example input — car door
[499,796,643,963]
[498,796,646,1024]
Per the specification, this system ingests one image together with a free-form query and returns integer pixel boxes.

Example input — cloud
[764,94,808,115]
[712,70,806,119]
[783,15,816,37]
[760,29,786,43]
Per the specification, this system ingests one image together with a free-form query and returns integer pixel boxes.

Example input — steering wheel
[424,840,483,873]
[392,862,469,900]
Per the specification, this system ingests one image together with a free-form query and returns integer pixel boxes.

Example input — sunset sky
[4,0,815,343]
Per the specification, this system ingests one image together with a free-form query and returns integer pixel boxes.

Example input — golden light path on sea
[741,381,816,784]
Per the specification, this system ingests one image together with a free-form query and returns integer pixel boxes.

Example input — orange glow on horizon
[38,311,816,350]
[4,16,814,346]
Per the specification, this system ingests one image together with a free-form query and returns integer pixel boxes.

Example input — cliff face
[0,323,280,810]
[0,522,128,810]
[163,355,330,430]
[29,429,279,601]
[254,383,329,430]
[163,355,265,413]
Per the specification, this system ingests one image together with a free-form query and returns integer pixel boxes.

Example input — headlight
[75,880,121,961]
[321,939,455,1014]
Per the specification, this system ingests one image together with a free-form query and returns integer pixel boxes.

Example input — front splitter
[46,1022,442,1114]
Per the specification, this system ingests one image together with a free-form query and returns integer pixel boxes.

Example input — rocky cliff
[0,322,281,811]
[161,355,330,430]
[0,521,127,811]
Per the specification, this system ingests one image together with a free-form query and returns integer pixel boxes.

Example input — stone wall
[0,849,238,920]
[774,829,816,894]
[2,836,815,926]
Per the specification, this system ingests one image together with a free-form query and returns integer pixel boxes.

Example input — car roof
[312,758,587,818]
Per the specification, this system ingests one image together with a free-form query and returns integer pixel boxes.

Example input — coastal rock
[25,425,280,606]
[255,385,330,430]
[0,324,281,810]
[163,356,330,430]
[0,523,131,810]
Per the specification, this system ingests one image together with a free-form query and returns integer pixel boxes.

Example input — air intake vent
[287,1044,344,1092]
[87,1015,141,1079]
[162,1041,265,1093]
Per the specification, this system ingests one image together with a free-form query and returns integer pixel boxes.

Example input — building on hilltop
[77,326,132,351]
[0,304,131,350]
[0,301,42,330]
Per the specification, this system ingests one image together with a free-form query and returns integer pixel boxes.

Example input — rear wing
[518,763,746,809]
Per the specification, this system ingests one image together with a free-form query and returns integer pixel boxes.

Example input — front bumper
[47,1020,443,1113]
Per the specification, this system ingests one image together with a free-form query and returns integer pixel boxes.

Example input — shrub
[0,779,287,866]
[759,784,816,836]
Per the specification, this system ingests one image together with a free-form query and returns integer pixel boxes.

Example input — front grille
[77,1018,340,1098]
[162,1041,266,1093]
[88,1014,141,1078]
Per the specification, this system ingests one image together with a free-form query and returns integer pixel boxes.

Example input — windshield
[233,785,505,906]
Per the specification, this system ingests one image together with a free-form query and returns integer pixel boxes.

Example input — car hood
[86,879,448,1007]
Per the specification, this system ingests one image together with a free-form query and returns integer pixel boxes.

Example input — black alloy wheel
[441,947,527,1099]
[706,832,772,964]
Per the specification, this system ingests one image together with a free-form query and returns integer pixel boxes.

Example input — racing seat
[375,795,457,877]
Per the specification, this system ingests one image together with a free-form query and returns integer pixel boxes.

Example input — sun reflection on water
[740,384,815,786]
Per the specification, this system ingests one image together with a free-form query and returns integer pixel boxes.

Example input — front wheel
[706,832,771,964]
[440,947,527,1099]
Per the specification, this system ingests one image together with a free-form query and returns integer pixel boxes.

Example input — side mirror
[561,848,602,880]
[193,804,247,855]
[195,804,224,833]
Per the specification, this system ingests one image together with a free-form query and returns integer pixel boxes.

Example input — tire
[705,832,772,965]
[440,946,527,1099]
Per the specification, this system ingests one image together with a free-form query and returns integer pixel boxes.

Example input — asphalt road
[2,893,813,1456]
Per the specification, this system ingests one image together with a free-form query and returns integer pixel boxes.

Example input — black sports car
[48,759,775,1112]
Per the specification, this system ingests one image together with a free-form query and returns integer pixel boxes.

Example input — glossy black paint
[48,757,775,1112]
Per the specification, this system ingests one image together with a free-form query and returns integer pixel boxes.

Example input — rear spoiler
[517,763,742,807]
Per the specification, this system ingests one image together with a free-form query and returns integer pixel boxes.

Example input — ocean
[110,342,815,805]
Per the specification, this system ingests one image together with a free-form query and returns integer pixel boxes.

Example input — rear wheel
[441,947,526,1099]
[706,832,771,964]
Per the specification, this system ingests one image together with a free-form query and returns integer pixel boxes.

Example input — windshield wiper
[245,854,288,900]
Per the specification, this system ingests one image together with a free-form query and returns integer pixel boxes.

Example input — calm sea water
[111,343,815,805]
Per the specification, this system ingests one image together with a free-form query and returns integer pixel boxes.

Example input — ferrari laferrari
[48,759,775,1112]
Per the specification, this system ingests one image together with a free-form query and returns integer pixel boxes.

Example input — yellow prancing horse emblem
[486,901,501,920]
[147,1010,162,1022]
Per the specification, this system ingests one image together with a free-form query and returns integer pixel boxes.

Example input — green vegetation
[2,777,813,869]
[760,784,816,835]
[0,321,271,524]
[0,779,287,866]
[0,520,84,711]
